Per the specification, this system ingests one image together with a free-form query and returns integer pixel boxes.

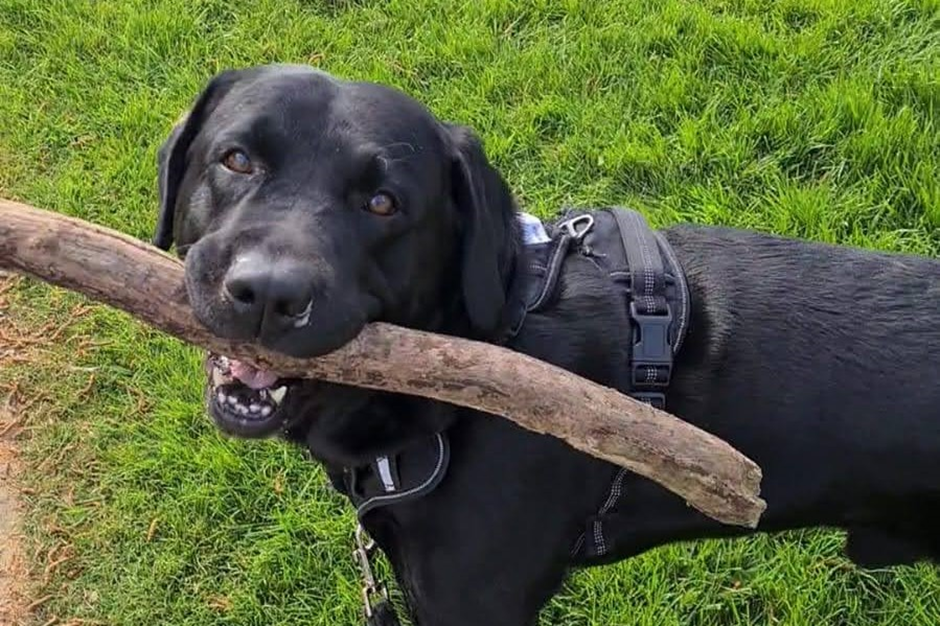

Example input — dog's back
[660,225,940,567]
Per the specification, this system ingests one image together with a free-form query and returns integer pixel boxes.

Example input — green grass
[0,0,939,623]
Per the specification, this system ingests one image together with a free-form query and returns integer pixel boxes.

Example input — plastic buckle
[630,302,673,387]
[632,391,666,409]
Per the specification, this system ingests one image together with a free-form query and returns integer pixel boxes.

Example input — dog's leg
[845,527,928,568]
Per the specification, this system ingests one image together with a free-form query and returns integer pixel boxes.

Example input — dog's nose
[223,253,314,328]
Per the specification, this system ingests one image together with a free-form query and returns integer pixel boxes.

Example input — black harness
[332,206,690,570]
[507,207,690,404]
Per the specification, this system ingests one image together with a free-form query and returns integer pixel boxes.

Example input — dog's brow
[376,155,389,174]
[378,141,417,155]
[373,143,420,174]
[378,142,418,161]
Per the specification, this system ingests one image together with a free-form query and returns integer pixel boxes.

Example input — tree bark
[0,198,766,527]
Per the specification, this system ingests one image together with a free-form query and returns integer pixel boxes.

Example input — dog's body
[155,64,940,625]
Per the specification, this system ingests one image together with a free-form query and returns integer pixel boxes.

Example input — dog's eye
[365,192,397,216]
[222,150,254,174]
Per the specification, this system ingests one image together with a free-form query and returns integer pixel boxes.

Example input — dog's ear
[443,123,518,336]
[153,70,242,251]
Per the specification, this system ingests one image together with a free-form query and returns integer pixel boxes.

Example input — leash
[353,523,402,626]
[332,434,449,625]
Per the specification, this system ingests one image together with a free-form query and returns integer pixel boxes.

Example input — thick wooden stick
[0,198,765,527]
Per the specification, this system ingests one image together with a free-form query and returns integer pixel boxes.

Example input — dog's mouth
[204,353,295,438]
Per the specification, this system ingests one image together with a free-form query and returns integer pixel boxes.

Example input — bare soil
[0,398,29,625]
[0,272,33,625]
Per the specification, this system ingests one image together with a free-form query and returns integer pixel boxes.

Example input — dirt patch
[0,273,34,625]
[0,415,29,626]
[0,273,95,626]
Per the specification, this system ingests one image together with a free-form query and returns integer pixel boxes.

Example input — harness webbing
[509,207,691,563]
[327,207,690,575]
[506,207,689,408]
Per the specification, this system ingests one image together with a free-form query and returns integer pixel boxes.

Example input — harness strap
[609,208,677,409]
[654,230,690,356]
[541,207,688,409]
[611,208,669,316]
[548,207,690,564]
[327,208,691,589]
[332,433,451,520]
[502,224,575,342]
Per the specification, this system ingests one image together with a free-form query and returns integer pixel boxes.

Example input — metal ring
[558,214,594,240]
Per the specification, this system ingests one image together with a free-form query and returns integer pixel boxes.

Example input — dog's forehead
[211,70,444,153]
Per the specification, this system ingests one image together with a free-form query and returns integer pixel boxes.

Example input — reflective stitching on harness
[593,468,628,557]
[529,234,571,312]
[629,210,657,313]
[593,520,605,556]
[515,210,689,564]
[571,533,585,557]
[376,457,396,493]
[356,434,446,516]
[655,231,690,353]
[599,468,628,516]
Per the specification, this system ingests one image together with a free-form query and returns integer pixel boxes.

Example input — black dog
[154,64,940,625]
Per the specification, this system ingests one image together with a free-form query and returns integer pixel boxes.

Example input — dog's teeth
[236,404,249,415]
[269,386,287,405]
[261,405,273,417]
[217,391,226,405]
[212,368,226,387]
[227,395,238,406]
[249,403,261,413]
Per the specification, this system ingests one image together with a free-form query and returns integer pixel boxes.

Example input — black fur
[156,64,940,625]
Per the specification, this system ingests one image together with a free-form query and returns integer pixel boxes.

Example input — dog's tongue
[229,360,279,390]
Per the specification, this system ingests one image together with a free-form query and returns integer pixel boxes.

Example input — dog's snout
[223,253,315,328]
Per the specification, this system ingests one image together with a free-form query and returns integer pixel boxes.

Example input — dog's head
[155,64,518,441]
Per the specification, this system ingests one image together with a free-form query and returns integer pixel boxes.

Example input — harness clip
[632,391,666,409]
[353,524,390,618]
[630,302,673,388]
[558,214,595,241]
